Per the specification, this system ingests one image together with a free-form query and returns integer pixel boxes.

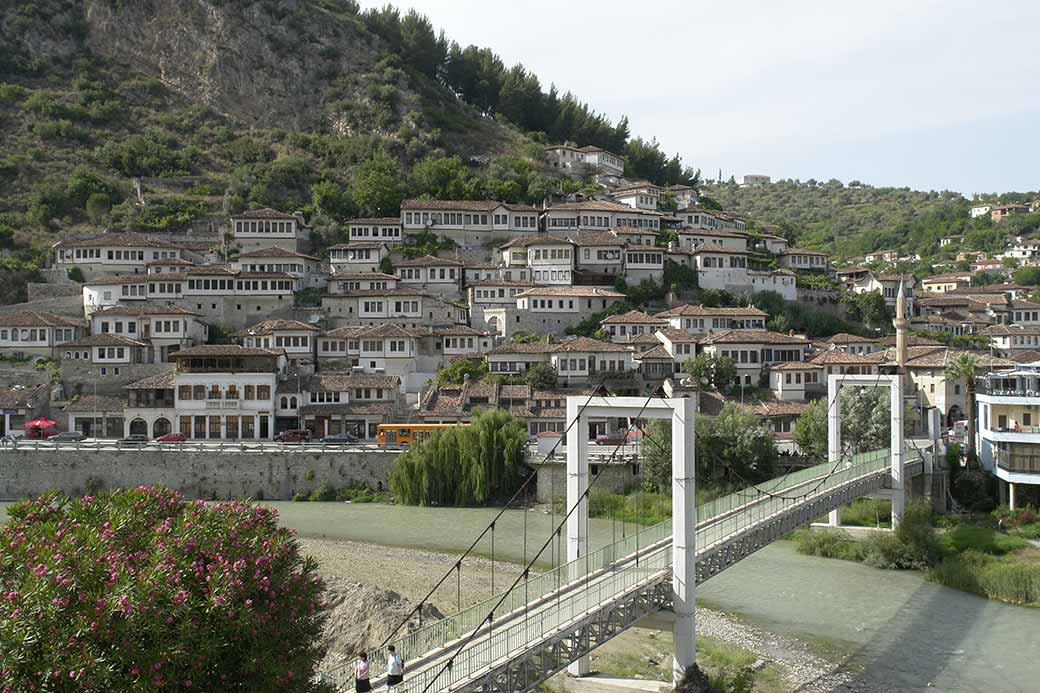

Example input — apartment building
[700,330,810,386]
[486,286,625,338]
[328,272,398,294]
[230,208,308,252]
[676,228,749,252]
[499,236,575,286]
[236,319,319,368]
[600,310,667,342]
[0,311,83,358]
[400,200,540,246]
[290,372,401,440]
[574,231,625,276]
[345,217,403,244]
[395,255,464,297]
[321,287,468,329]
[543,201,662,237]
[653,305,768,336]
[327,242,391,273]
[976,369,1040,508]
[90,305,207,362]
[548,337,633,387]
[53,232,188,280]
[234,246,325,289]
[920,272,974,294]
[777,248,830,271]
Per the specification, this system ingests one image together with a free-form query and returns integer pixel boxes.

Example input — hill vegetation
[708,179,1040,268]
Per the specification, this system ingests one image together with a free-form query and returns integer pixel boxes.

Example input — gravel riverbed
[300,537,869,692]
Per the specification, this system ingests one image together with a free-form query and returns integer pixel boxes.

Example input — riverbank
[300,535,853,692]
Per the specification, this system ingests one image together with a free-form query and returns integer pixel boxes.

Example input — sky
[359,0,1040,195]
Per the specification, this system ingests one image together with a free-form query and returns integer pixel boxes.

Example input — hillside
[0,0,535,254]
[707,179,1040,263]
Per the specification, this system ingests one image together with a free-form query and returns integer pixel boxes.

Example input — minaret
[894,278,908,370]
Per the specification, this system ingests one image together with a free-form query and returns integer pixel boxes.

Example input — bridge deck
[319,448,928,692]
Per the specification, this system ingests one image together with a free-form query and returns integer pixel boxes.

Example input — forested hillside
[708,179,1040,262]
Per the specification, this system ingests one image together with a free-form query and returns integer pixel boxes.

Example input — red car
[157,432,188,443]
[274,429,311,443]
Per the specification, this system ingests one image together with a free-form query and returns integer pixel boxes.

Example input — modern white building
[977,369,1040,508]
[499,236,576,286]
[53,232,188,280]
[400,200,540,246]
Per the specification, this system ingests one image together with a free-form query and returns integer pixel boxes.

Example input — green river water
[3,501,1037,691]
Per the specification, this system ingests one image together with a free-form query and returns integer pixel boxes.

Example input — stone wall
[60,361,171,398]
[27,282,82,301]
[535,459,643,503]
[0,447,401,501]
[0,295,84,318]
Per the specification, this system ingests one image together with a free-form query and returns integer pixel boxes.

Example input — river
[3,501,1037,691]
[264,502,1040,693]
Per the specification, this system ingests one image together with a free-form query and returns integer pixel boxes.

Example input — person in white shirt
[354,651,371,692]
[386,644,404,687]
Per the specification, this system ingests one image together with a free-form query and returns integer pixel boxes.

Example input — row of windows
[349,226,401,239]
[626,252,663,265]
[400,268,457,280]
[276,336,310,348]
[533,270,571,282]
[235,221,295,235]
[473,288,519,300]
[699,256,747,269]
[529,298,576,310]
[68,249,180,261]
[184,279,294,292]
[0,328,75,342]
[240,263,307,273]
[337,281,390,292]
[781,371,820,385]
[178,384,271,400]
[443,337,478,350]
[532,248,571,260]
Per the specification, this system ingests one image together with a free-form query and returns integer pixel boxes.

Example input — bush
[840,498,891,527]
[309,481,338,502]
[0,487,327,689]
[66,266,85,282]
[930,551,1040,605]
[791,528,867,562]
[292,491,310,502]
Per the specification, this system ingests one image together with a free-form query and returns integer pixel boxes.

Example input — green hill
[706,179,1040,263]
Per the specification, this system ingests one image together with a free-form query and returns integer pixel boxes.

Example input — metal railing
[321,448,917,690]
[996,450,1040,473]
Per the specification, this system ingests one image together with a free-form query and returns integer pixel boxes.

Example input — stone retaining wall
[0,448,401,501]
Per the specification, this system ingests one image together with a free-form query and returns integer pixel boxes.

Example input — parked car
[320,432,358,445]
[274,429,311,443]
[156,432,188,443]
[48,431,85,443]
[120,434,150,446]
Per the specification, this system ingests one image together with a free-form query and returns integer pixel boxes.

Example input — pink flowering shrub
[0,487,327,691]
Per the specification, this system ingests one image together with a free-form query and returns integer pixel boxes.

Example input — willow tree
[390,410,528,506]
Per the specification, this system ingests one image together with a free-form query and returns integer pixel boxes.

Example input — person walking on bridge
[386,645,404,687]
[354,651,371,692]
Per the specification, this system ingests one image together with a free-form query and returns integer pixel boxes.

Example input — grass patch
[928,549,1040,606]
[840,498,891,528]
[940,525,1030,556]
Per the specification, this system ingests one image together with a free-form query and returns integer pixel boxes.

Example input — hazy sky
[361,0,1039,194]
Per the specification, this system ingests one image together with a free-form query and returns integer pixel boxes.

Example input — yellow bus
[376,423,469,447]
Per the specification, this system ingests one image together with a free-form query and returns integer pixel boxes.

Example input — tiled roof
[467,280,535,288]
[63,395,124,413]
[395,254,465,267]
[551,336,628,353]
[234,208,297,220]
[746,400,811,418]
[654,304,767,318]
[619,333,666,346]
[235,272,294,279]
[876,335,942,347]
[949,283,1029,294]
[1009,299,1040,309]
[353,324,426,338]
[515,287,624,298]
[345,217,401,225]
[655,328,698,344]
[400,199,538,212]
[0,311,82,327]
[328,241,389,250]
[978,324,1040,336]
[781,247,829,256]
[771,361,822,370]
[63,334,146,348]
[237,246,319,261]
[635,345,672,360]
[0,385,46,410]
[307,372,400,391]
[235,319,319,336]
[331,272,398,281]
[145,258,195,267]
[691,243,748,255]
[547,201,661,215]
[298,402,394,416]
[171,345,281,358]
[808,351,884,366]
[878,346,1014,369]
[819,332,880,344]
[702,330,807,345]
[124,370,176,389]
[322,326,369,338]
[499,235,574,249]
[487,342,556,355]
[55,231,180,249]
[1008,349,1040,363]
[186,265,237,276]
[574,231,625,247]
[600,310,667,325]
[91,305,201,317]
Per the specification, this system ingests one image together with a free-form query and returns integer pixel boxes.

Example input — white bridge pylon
[826,374,906,527]
[566,396,696,686]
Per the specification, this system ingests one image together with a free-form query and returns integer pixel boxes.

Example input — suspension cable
[420,393,659,692]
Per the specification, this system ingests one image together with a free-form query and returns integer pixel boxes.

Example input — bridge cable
[372,381,609,652]
[418,393,660,692]
[635,368,885,503]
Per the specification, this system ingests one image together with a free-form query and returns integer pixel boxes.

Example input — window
[244,385,255,400]
[257,385,270,400]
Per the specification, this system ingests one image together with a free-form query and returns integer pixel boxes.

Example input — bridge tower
[566,396,696,686]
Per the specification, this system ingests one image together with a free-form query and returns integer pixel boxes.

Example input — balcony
[996,450,1040,474]
[205,400,240,410]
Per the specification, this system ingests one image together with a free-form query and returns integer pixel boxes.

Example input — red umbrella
[23,418,57,429]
